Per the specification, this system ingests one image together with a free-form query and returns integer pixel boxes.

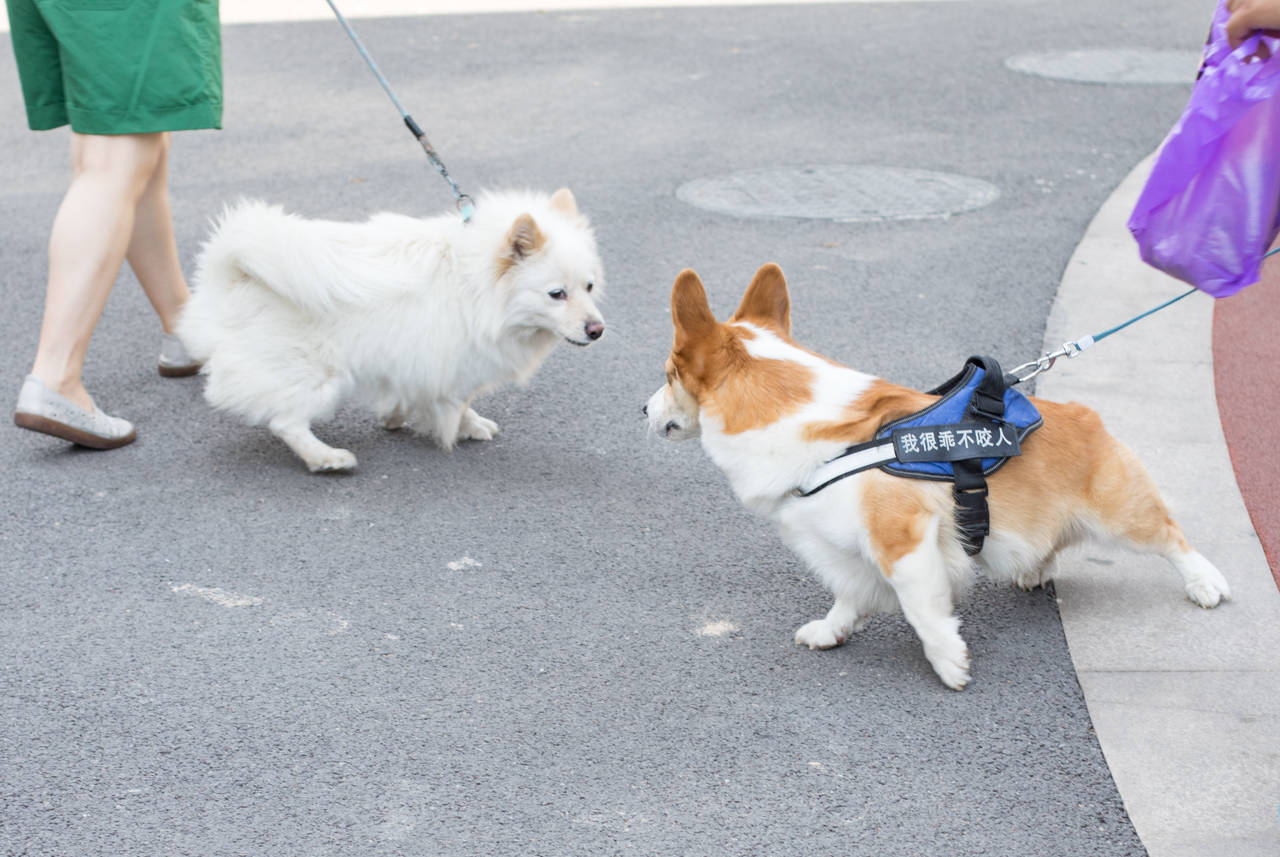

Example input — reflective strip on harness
[797,440,899,496]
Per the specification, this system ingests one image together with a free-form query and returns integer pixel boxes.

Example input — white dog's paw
[305,448,358,473]
[794,619,846,650]
[924,636,971,691]
[458,410,499,442]
[1012,568,1046,591]
[381,411,407,431]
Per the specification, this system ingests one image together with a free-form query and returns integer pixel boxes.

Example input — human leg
[125,132,189,334]
[124,132,201,376]
[27,132,167,412]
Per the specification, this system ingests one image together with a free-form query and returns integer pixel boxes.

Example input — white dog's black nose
[585,320,604,341]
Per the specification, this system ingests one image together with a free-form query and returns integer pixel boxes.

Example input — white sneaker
[13,375,136,449]
[158,332,201,377]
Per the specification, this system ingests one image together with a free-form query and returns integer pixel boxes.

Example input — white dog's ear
[504,213,545,261]
[731,262,791,336]
[549,188,578,216]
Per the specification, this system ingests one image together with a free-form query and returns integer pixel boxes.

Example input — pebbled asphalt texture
[0,2,1213,855]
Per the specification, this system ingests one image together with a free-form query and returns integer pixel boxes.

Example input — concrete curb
[1039,154,1280,857]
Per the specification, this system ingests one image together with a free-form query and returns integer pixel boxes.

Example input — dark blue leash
[324,0,474,222]
[1010,245,1280,383]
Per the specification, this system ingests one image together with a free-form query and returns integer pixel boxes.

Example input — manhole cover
[676,165,1000,223]
[1004,49,1201,84]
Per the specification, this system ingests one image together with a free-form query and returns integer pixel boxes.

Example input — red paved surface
[1212,255,1280,592]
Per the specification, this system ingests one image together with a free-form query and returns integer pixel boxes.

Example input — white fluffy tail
[192,200,425,315]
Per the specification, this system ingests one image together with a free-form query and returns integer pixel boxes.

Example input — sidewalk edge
[1039,154,1280,857]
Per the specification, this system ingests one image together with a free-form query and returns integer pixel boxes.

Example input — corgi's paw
[1179,552,1231,608]
[459,409,499,442]
[305,447,358,473]
[1185,572,1230,608]
[794,619,846,650]
[924,635,971,691]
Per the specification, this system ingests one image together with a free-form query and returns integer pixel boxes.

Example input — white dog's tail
[193,199,425,314]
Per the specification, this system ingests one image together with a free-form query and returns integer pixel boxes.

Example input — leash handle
[325,0,474,222]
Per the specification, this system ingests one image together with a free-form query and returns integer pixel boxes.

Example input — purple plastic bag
[1128,0,1280,297]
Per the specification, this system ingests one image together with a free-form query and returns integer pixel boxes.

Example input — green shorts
[6,0,222,134]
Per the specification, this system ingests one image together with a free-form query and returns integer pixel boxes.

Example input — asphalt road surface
[1,2,1211,855]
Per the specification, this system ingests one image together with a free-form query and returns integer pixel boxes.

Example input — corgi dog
[178,189,604,472]
[645,263,1229,689]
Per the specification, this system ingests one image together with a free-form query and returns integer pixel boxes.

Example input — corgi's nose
[585,320,604,341]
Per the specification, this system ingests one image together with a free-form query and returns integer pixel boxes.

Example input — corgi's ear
[504,213,546,263]
[671,269,719,353]
[549,188,578,216]
[731,263,791,336]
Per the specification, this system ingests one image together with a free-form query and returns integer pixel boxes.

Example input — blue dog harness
[794,356,1042,555]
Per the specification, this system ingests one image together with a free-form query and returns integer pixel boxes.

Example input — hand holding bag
[1128,0,1280,297]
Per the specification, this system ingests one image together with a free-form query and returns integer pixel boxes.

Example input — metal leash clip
[455,194,475,222]
[1009,335,1095,384]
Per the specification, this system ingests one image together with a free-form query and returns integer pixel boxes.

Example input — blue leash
[324,0,474,222]
[1011,245,1280,383]
[1090,285,1198,343]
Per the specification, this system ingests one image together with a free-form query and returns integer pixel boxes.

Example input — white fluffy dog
[177,188,605,471]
